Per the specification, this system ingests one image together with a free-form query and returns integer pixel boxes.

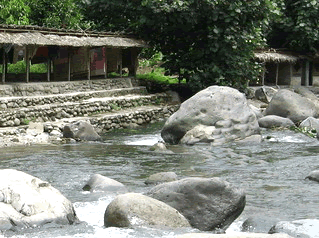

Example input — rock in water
[63,120,101,141]
[0,169,78,230]
[82,174,127,193]
[269,219,319,238]
[265,89,318,124]
[104,193,190,228]
[147,177,246,231]
[161,86,260,145]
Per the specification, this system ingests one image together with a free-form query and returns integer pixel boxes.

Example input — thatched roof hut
[0,24,146,48]
[254,51,299,63]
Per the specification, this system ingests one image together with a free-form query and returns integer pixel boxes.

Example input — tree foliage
[27,0,85,29]
[0,0,30,25]
[134,0,273,91]
[267,0,319,53]
[0,0,87,29]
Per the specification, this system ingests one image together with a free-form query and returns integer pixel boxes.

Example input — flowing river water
[1,122,319,237]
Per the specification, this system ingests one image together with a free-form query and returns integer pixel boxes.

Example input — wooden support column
[26,47,30,83]
[119,49,122,78]
[47,58,51,82]
[261,63,265,85]
[68,52,72,81]
[2,49,6,84]
[275,63,279,86]
[87,47,91,81]
[305,60,310,86]
[104,47,107,79]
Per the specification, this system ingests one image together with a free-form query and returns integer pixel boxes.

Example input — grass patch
[0,61,47,74]
[137,67,185,85]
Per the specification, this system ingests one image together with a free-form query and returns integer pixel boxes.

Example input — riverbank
[0,77,181,147]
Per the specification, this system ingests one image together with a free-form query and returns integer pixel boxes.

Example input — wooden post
[104,47,107,79]
[87,47,91,81]
[68,53,71,81]
[119,49,122,78]
[262,63,265,85]
[275,63,279,86]
[47,58,51,82]
[26,47,30,83]
[2,49,6,84]
[305,60,309,86]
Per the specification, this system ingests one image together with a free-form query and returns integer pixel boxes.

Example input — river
[0,122,319,237]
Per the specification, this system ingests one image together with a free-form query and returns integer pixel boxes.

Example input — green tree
[134,0,273,91]
[27,0,84,29]
[81,0,140,32]
[267,0,319,53]
[0,0,30,25]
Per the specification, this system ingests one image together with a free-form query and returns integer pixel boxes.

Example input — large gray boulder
[265,89,319,124]
[0,169,78,230]
[63,120,101,141]
[147,177,245,231]
[104,193,190,228]
[258,115,295,128]
[82,174,128,193]
[161,86,260,145]
[269,219,319,238]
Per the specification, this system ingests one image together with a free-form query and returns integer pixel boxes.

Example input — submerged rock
[161,86,260,145]
[145,172,178,185]
[104,193,190,228]
[269,219,319,238]
[147,177,245,231]
[82,174,127,193]
[0,169,79,230]
[305,170,319,182]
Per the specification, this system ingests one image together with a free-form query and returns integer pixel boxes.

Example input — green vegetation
[137,68,184,85]
[0,61,47,74]
[289,126,317,138]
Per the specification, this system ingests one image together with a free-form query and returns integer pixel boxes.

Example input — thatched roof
[0,24,146,48]
[254,51,299,63]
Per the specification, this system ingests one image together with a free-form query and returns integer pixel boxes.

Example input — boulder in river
[161,86,260,145]
[0,169,78,231]
[305,170,319,182]
[147,177,246,231]
[82,174,128,193]
[269,219,319,238]
[63,120,101,141]
[104,193,191,228]
[265,89,319,124]
[145,172,178,185]
[258,115,295,128]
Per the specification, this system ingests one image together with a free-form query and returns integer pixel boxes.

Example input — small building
[0,24,146,83]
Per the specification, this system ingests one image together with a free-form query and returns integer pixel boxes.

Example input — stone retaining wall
[90,105,179,133]
[0,93,172,127]
[0,87,148,109]
[0,77,136,97]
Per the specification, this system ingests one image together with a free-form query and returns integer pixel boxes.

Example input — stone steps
[0,78,178,128]
[0,86,148,109]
